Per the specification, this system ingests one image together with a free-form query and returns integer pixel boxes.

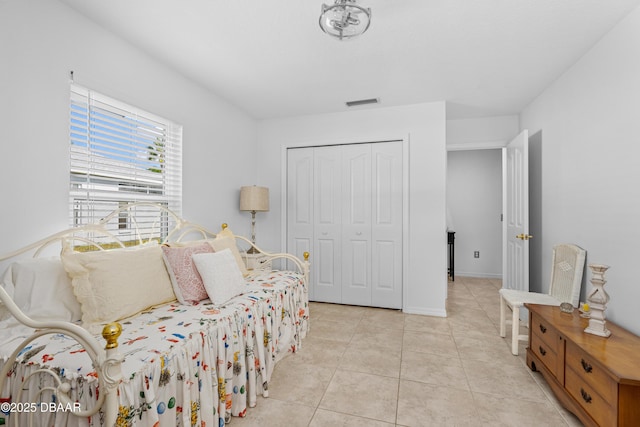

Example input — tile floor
[232,276,584,426]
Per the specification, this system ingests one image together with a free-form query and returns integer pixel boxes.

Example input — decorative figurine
[584,264,611,337]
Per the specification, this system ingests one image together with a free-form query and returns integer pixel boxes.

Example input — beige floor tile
[308,317,359,343]
[446,306,491,323]
[310,302,367,323]
[529,370,583,426]
[450,286,483,298]
[446,300,483,312]
[447,284,477,296]
[403,329,459,357]
[319,370,399,424]
[231,397,316,427]
[267,360,336,407]
[236,277,577,427]
[309,408,395,426]
[339,343,401,378]
[351,322,404,351]
[462,358,548,402]
[473,392,569,427]
[396,379,479,426]
[292,335,349,369]
[454,334,526,367]
[449,316,500,340]
[403,313,451,335]
[362,307,405,330]
[400,350,470,391]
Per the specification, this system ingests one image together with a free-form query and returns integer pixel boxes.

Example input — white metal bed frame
[0,202,309,426]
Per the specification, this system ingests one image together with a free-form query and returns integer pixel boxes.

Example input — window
[69,84,182,242]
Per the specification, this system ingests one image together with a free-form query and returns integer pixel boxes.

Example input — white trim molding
[447,140,507,151]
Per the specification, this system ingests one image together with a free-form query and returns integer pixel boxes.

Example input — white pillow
[0,257,82,323]
[61,244,176,333]
[209,232,249,277]
[192,249,246,306]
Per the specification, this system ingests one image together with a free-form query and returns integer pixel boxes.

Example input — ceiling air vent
[346,98,380,107]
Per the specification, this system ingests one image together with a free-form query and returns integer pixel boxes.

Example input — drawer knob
[581,358,593,373]
[580,388,592,404]
[539,324,547,334]
[539,346,547,356]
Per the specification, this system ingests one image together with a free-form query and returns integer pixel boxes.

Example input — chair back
[548,243,587,307]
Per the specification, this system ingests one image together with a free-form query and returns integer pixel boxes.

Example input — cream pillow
[209,230,249,277]
[192,249,246,306]
[61,244,176,333]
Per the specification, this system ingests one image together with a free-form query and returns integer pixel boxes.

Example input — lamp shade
[240,186,269,212]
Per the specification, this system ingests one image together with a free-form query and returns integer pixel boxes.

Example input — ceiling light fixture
[319,0,371,41]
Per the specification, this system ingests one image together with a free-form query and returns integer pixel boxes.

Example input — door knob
[516,234,533,240]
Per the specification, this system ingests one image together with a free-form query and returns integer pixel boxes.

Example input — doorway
[446,149,503,279]
[446,133,542,288]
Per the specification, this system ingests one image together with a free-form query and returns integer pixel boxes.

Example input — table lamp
[239,186,269,253]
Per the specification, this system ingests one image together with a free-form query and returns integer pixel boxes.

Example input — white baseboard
[454,271,502,279]
[402,306,447,317]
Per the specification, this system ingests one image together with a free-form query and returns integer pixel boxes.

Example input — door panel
[371,141,403,309]
[342,144,372,306]
[503,130,530,292]
[316,238,337,291]
[287,149,314,293]
[374,240,396,290]
[313,146,342,303]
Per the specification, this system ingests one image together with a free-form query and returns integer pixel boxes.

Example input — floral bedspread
[0,270,309,427]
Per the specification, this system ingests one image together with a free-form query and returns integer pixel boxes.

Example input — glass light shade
[319,0,371,40]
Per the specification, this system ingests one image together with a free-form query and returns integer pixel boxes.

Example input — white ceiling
[59,0,640,120]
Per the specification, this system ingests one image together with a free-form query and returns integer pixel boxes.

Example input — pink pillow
[161,243,214,305]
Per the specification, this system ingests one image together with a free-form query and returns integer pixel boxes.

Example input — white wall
[447,116,519,149]
[0,0,258,263]
[520,5,640,335]
[447,150,502,278]
[257,103,448,316]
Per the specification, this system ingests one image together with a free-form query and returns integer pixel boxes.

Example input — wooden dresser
[526,304,640,427]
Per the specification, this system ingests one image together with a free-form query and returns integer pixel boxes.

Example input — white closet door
[371,141,403,309]
[287,141,403,308]
[313,146,342,303]
[341,144,372,306]
[286,149,314,297]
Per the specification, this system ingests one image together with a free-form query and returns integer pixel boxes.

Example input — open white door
[503,130,530,292]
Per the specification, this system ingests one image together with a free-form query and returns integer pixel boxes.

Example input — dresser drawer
[531,313,559,354]
[530,329,558,376]
[565,341,618,403]
[566,366,616,427]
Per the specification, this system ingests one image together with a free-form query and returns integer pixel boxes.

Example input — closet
[286,141,403,309]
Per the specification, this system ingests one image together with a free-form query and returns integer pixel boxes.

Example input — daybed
[0,203,309,426]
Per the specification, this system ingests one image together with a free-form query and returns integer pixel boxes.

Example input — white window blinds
[69,84,182,241]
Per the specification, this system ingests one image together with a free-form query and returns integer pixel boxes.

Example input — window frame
[69,84,182,242]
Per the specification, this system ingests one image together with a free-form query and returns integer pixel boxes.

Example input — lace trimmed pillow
[61,244,176,333]
[161,242,213,305]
